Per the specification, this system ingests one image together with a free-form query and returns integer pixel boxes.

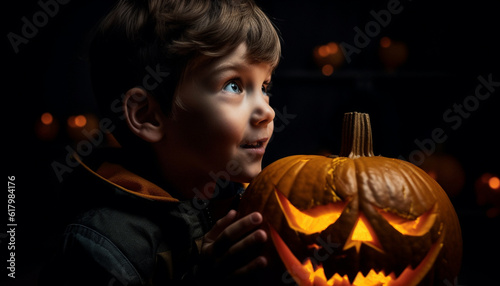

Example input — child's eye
[262,81,272,96]
[261,85,267,95]
[223,81,242,94]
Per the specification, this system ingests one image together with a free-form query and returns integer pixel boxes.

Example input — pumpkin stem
[339,112,374,158]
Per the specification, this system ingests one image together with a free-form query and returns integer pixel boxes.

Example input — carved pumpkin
[238,112,462,286]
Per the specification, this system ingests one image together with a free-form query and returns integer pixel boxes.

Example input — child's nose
[251,95,275,127]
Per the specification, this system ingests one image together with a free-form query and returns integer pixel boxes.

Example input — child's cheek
[267,120,274,136]
[208,103,247,140]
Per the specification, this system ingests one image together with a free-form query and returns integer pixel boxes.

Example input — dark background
[3,0,499,285]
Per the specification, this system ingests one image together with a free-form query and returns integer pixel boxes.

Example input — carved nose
[343,213,384,253]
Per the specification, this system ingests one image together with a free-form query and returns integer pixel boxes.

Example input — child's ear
[123,87,165,143]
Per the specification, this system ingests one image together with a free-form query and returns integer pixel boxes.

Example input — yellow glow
[270,224,444,286]
[41,112,53,125]
[489,176,500,190]
[378,204,438,236]
[351,215,373,241]
[275,189,347,235]
[343,214,384,253]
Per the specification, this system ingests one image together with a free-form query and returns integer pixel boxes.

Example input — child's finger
[212,212,263,256]
[213,229,267,277]
[205,209,238,241]
[231,255,268,278]
[225,229,267,258]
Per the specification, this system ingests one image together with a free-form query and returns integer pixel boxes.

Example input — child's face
[163,43,275,184]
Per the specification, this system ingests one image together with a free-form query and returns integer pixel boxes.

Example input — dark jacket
[39,150,243,285]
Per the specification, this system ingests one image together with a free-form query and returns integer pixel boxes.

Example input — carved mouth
[269,226,444,286]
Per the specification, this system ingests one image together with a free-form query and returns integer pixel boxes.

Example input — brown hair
[90,0,281,146]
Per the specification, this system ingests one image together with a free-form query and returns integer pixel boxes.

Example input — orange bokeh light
[74,115,87,127]
[327,42,339,54]
[40,112,53,125]
[489,176,500,190]
[317,42,339,58]
[35,112,59,140]
[68,115,87,128]
[318,45,329,57]
[380,36,391,48]
[321,64,334,76]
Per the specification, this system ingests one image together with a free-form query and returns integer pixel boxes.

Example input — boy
[39,0,281,285]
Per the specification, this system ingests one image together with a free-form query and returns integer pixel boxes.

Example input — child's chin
[234,165,262,183]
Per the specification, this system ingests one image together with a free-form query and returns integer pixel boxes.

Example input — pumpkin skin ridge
[284,156,319,209]
[354,157,434,218]
[326,157,349,203]
[290,156,344,209]
[405,159,463,282]
[382,158,459,274]
[349,157,443,274]
[397,160,439,216]
[243,155,314,216]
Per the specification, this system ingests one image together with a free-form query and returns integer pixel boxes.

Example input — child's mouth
[239,138,268,157]
[240,142,263,148]
[239,138,267,149]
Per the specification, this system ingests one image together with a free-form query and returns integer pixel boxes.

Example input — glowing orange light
[269,224,444,286]
[351,216,372,241]
[380,36,391,48]
[40,112,53,125]
[327,42,339,54]
[274,189,347,235]
[322,64,334,76]
[489,176,500,190]
[35,112,59,140]
[68,115,87,128]
[480,173,491,184]
[74,115,87,127]
[344,214,384,253]
[377,204,438,236]
[67,116,76,128]
[318,45,329,57]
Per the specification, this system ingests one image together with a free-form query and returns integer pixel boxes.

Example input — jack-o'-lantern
[238,112,462,286]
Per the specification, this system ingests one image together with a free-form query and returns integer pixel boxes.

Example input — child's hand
[199,210,267,283]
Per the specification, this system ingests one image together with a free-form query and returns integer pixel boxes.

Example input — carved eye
[377,204,438,236]
[275,189,348,235]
